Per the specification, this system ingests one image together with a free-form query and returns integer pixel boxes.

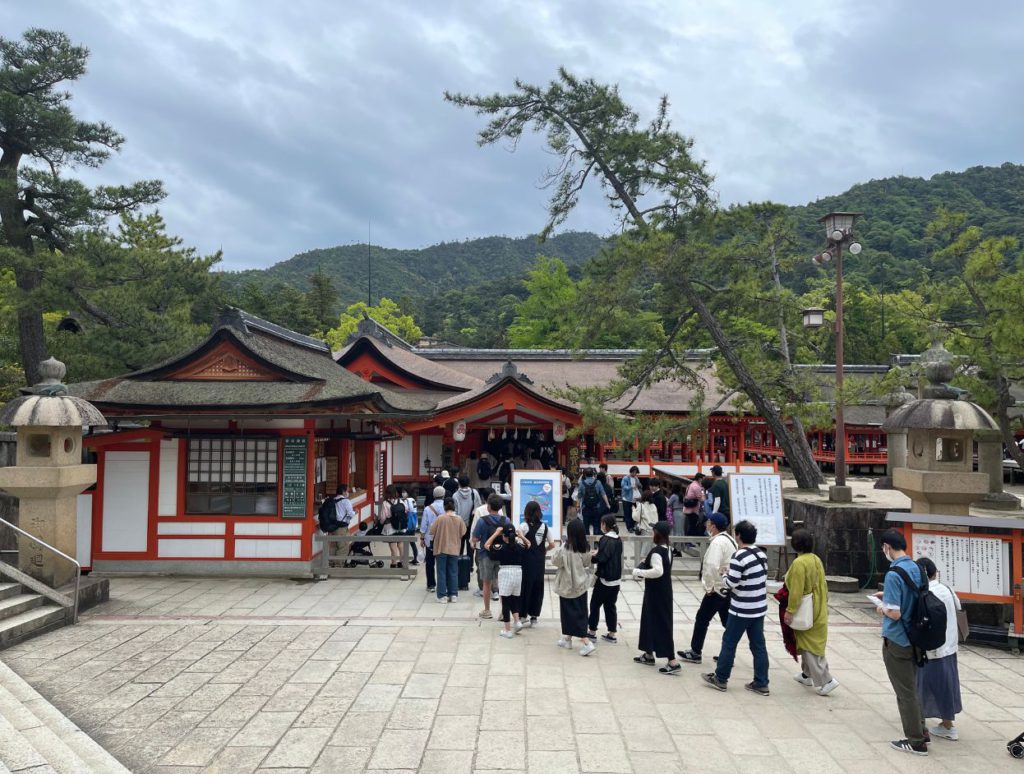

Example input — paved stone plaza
[3,574,1024,773]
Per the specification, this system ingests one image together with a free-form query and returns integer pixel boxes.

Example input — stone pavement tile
[329,710,390,744]
[774,738,844,773]
[91,680,158,710]
[622,715,675,753]
[380,641,425,662]
[339,649,384,672]
[710,718,779,757]
[208,659,267,684]
[437,685,484,716]
[319,670,371,698]
[416,649,455,673]
[151,671,214,699]
[310,640,356,661]
[185,650,241,673]
[290,658,340,686]
[485,674,526,701]
[174,681,240,712]
[733,755,809,774]
[576,733,631,773]
[402,672,447,699]
[570,702,619,735]
[134,659,196,684]
[293,695,355,728]
[203,745,270,774]
[526,714,574,751]
[447,663,488,687]
[366,728,429,770]
[146,709,209,747]
[481,699,526,731]
[388,697,440,729]
[803,723,878,760]
[525,687,569,716]
[160,726,236,767]
[420,749,475,774]
[428,714,479,750]
[527,749,581,773]
[199,694,268,728]
[369,659,415,685]
[670,734,739,773]
[350,682,402,712]
[228,710,299,747]
[629,752,687,774]
[474,728,526,770]
[311,744,373,772]
[565,677,609,704]
[268,682,317,713]
[488,653,526,677]
[107,696,179,729]
[262,726,333,768]
[354,633,395,651]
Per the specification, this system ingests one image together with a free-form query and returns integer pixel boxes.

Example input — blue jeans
[435,553,458,599]
[715,613,769,687]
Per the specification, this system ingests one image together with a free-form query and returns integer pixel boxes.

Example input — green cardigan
[785,552,829,656]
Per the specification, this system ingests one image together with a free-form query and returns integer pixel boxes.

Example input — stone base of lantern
[893,467,989,516]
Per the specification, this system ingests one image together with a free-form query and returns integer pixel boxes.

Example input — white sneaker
[817,677,840,696]
[473,589,484,597]
[499,629,516,639]
[448,595,458,603]
[491,592,500,601]
[435,596,448,604]
[794,672,814,687]
[514,620,525,634]
[579,641,596,657]
[557,638,573,649]
[929,724,958,741]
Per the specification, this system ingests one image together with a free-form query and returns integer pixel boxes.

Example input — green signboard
[281,436,308,519]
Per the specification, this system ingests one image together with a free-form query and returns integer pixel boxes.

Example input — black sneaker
[677,650,702,664]
[702,673,727,691]
[744,682,770,697]
[890,739,928,756]
[601,633,618,644]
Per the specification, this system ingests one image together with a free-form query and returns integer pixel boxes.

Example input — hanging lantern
[453,420,467,442]
[553,421,567,443]
[487,428,495,442]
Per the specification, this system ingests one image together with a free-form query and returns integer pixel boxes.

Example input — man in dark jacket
[588,514,623,643]
[650,479,668,522]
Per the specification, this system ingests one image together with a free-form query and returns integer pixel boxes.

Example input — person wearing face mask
[875,529,928,756]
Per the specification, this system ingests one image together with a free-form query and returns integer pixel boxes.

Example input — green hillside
[219,231,605,306]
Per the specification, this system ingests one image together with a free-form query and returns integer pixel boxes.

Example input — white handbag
[790,593,815,631]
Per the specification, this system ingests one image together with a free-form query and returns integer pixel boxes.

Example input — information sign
[727,473,786,545]
[281,436,308,519]
[911,533,1010,596]
[511,470,563,538]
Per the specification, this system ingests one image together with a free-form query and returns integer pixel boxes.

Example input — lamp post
[813,212,862,502]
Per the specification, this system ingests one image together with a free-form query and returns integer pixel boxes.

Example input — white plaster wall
[234,539,302,559]
[419,435,442,475]
[76,493,92,566]
[157,439,179,516]
[157,539,224,558]
[392,436,413,476]
[102,451,150,552]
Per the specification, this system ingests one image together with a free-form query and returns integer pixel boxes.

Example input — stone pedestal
[974,431,1021,511]
[875,431,906,490]
[892,467,989,516]
[828,485,853,503]
[0,465,96,588]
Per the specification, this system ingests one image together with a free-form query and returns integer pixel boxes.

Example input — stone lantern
[881,335,995,515]
[0,358,106,587]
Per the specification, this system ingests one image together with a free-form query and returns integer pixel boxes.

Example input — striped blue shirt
[725,546,768,618]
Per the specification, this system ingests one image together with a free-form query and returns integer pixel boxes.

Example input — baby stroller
[343,521,384,568]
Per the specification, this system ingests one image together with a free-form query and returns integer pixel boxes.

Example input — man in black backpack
[875,529,928,756]
[318,484,356,562]
[574,468,610,536]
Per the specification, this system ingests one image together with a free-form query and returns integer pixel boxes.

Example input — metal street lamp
[815,211,862,502]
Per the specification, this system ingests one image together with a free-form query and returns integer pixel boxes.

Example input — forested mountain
[219,231,604,304]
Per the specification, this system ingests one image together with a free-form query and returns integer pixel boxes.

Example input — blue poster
[511,470,562,538]
[520,477,555,528]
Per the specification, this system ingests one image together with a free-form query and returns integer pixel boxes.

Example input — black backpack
[389,500,406,531]
[581,481,602,510]
[891,565,948,660]
[317,498,340,533]
[477,457,493,480]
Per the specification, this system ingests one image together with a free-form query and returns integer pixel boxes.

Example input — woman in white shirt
[914,557,963,741]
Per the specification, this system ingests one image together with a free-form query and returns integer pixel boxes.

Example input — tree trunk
[0,153,46,387]
[678,272,825,489]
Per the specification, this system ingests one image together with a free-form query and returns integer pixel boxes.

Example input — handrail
[0,516,80,624]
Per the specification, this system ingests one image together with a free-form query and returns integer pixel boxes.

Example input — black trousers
[424,546,435,589]
[520,562,545,618]
[690,591,730,654]
[588,582,620,634]
[501,594,521,623]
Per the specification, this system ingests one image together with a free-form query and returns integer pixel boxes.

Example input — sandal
[633,653,656,665]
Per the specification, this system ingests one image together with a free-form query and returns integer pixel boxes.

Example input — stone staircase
[0,660,130,773]
[0,583,66,651]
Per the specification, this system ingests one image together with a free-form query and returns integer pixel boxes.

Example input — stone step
[0,712,50,773]
[0,595,43,622]
[0,661,130,773]
[0,583,20,602]
[0,606,66,651]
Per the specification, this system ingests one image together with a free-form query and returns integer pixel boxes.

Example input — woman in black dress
[632,521,681,674]
[519,501,554,627]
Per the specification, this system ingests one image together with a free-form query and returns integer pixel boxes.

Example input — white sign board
[511,470,563,539]
[727,473,786,546]
[911,533,1010,597]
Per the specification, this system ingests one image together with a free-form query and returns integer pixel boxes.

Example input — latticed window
[186,438,278,514]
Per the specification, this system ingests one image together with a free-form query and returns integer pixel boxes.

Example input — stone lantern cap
[881,399,997,432]
[0,358,106,427]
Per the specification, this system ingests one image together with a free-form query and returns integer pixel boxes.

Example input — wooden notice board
[727,473,786,545]
[281,437,308,519]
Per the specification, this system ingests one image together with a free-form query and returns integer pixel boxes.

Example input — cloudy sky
[5,1,1023,271]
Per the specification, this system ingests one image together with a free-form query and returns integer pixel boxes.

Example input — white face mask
[882,546,892,563]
